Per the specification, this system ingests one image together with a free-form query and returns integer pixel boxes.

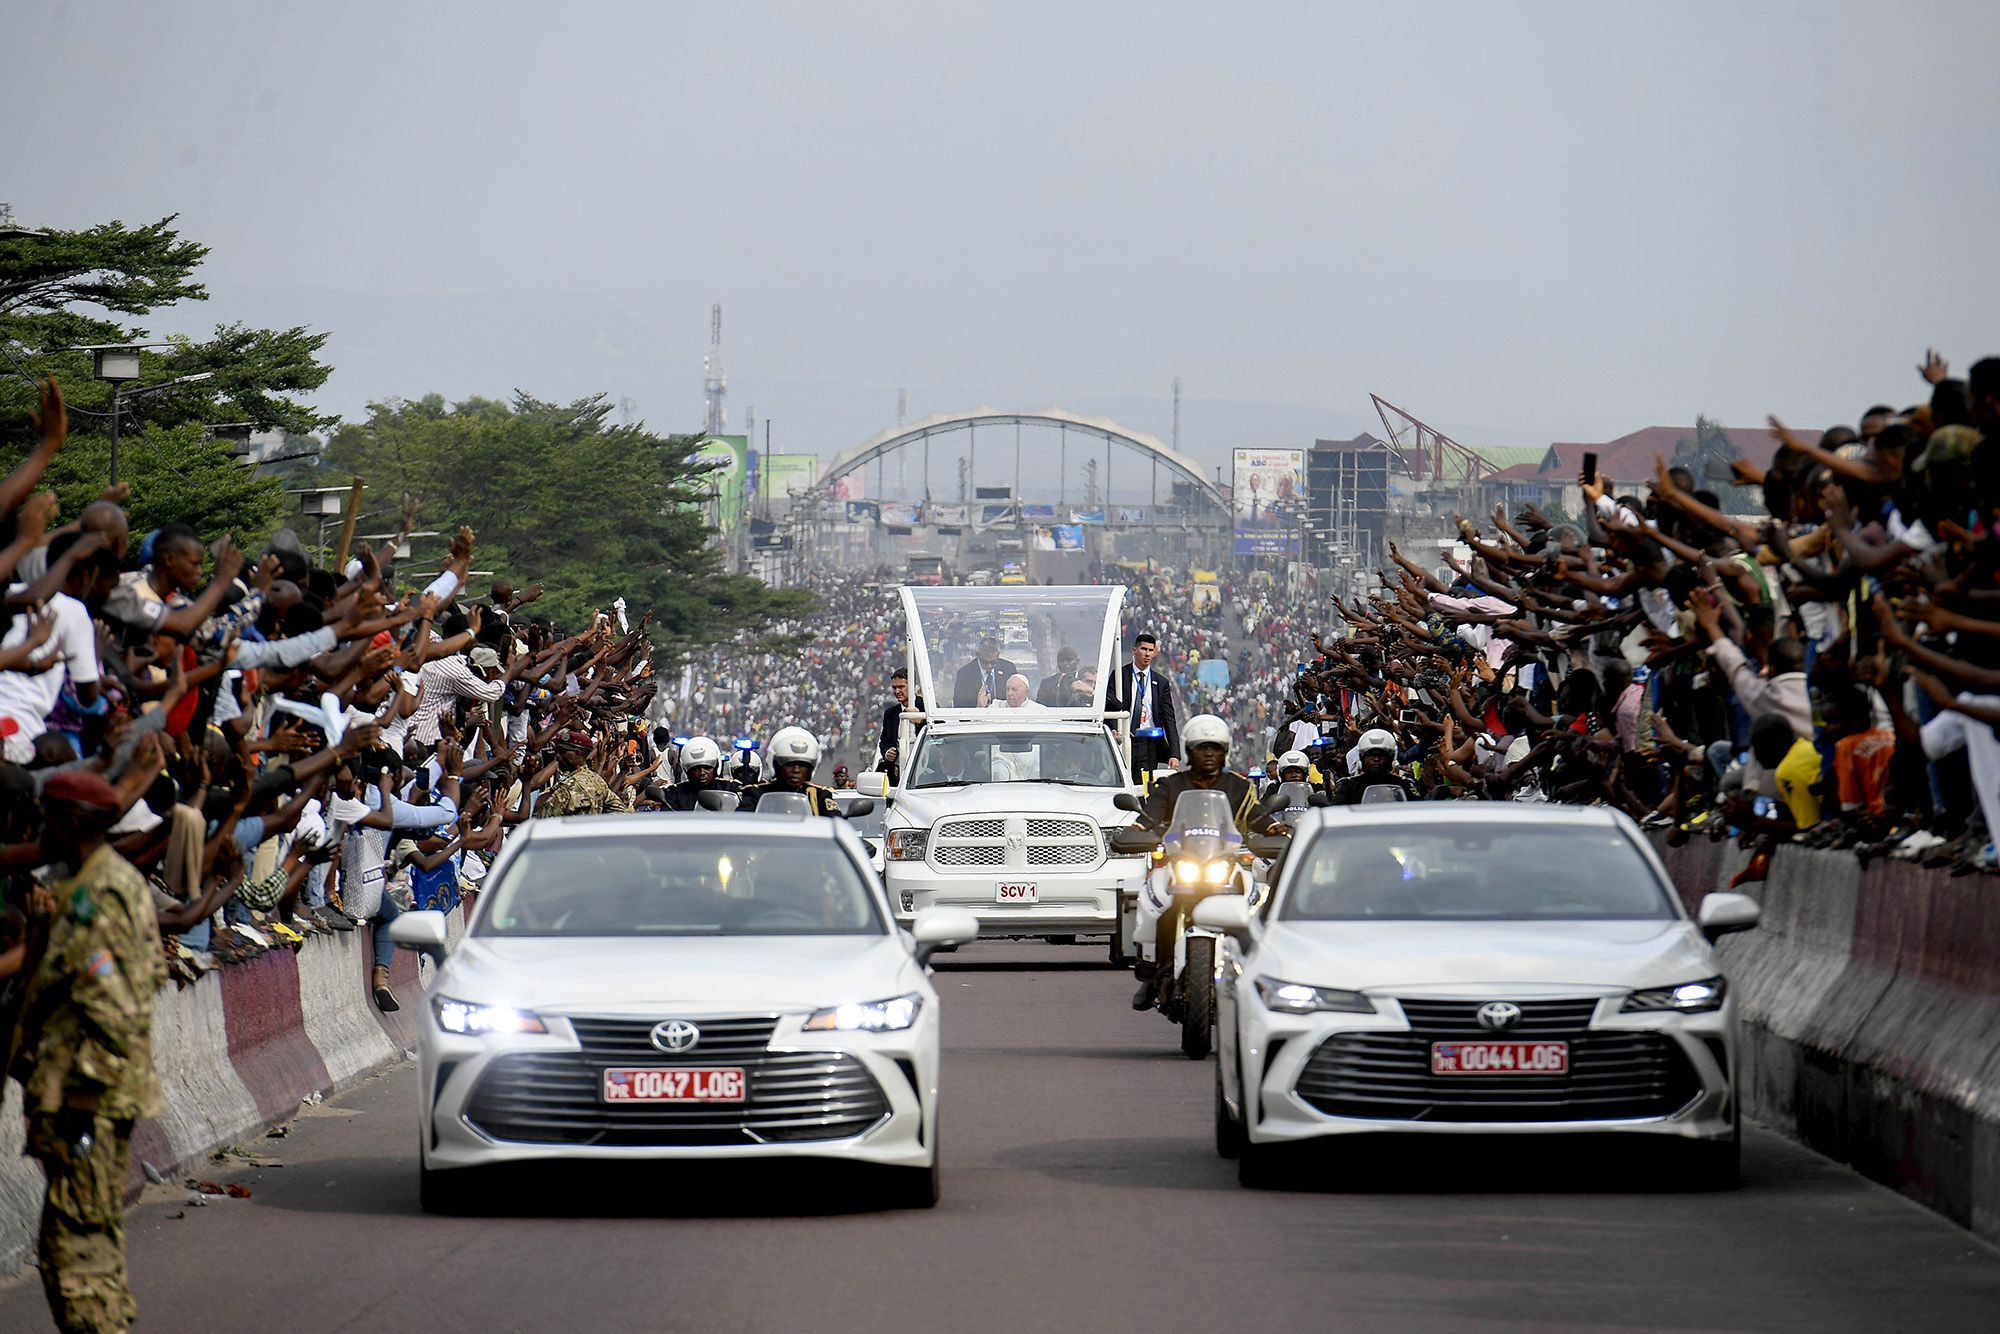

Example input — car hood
[1256,918,1715,994]
[442,933,922,1013]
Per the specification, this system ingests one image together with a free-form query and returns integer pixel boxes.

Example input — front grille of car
[1293,997,1701,1124]
[465,1017,891,1147]
[928,815,1103,874]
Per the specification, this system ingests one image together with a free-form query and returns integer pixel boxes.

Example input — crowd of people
[1271,350,2000,881]
[0,378,665,1328]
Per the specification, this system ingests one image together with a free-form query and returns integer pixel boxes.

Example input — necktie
[1138,671,1153,729]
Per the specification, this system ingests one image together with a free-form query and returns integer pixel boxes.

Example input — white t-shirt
[1921,696,2000,852]
[0,588,101,743]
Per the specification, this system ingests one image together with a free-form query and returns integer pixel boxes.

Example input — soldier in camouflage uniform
[9,769,165,1334]
[533,730,632,818]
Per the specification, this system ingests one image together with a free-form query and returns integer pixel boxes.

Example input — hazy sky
[8,0,1998,460]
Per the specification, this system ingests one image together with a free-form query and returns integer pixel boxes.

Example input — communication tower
[702,303,727,434]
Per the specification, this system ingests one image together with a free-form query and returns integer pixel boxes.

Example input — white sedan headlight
[433,996,547,1035]
[802,992,924,1033]
[1253,976,1375,1015]
[1621,976,1727,1013]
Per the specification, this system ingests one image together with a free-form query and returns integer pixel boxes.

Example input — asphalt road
[4,941,1999,1333]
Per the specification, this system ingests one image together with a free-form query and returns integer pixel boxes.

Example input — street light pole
[108,382,124,487]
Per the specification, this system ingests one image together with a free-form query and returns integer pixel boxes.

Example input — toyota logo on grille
[1476,1002,1523,1032]
[651,1020,701,1053]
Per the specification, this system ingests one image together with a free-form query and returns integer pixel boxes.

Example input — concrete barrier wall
[0,916,449,1277]
[1656,836,2000,1245]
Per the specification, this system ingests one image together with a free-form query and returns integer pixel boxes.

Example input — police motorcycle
[1110,788,1288,1059]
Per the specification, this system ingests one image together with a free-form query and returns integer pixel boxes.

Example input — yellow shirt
[1774,737,1823,830]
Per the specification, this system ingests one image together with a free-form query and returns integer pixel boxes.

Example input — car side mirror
[1697,891,1761,942]
[1112,791,1142,813]
[388,909,449,953]
[910,906,980,963]
[856,771,890,798]
[1107,826,1160,856]
[696,788,738,812]
[841,798,876,820]
[1191,896,1252,938]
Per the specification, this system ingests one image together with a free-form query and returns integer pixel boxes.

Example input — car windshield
[909,729,1125,788]
[478,834,884,937]
[1281,823,1674,921]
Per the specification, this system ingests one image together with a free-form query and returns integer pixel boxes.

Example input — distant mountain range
[173,285,1557,481]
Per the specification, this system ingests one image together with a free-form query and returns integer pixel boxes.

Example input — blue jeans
[372,892,444,969]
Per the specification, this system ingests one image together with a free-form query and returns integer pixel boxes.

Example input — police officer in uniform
[738,727,840,815]
[660,736,743,811]
[1131,715,1281,1011]
[8,769,166,1334]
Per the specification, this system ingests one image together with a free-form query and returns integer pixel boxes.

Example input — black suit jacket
[1113,661,1181,772]
[953,657,1018,709]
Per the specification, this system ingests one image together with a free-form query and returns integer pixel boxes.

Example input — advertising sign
[926,502,970,526]
[1020,503,1057,521]
[1069,509,1106,525]
[828,472,866,502]
[1050,524,1085,551]
[1115,506,1147,525]
[692,435,749,532]
[977,503,1018,527]
[1232,447,1305,555]
[880,501,923,527]
[845,501,879,523]
[759,454,819,513]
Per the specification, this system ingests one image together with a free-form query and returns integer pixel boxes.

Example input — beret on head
[42,769,123,813]
[557,729,594,751]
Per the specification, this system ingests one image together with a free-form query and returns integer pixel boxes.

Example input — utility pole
[1171,375,1182,453]
[957,457,969,503]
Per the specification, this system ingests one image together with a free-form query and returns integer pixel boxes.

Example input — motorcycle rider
[729,746,764,788]
[1333,727,1421,804]
[660,736,742,812]
[1131,714,1282,1011]
[1260,749,1313,802]
[738,727,840,815]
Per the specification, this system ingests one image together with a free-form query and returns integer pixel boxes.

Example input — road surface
[3,942,1997,1332]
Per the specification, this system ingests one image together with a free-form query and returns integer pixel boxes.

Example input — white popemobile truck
[856,585,1153,962]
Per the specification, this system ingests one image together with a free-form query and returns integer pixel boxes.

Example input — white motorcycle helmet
[679,736,722,772]
[1182,714,1231,750]
[1356,728,1397,759]
[767,726,822,772]
[1275,748,1312,778]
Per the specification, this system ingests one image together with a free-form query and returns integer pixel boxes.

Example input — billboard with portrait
[1232,447,1305,554]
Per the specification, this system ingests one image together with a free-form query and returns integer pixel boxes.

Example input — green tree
[320,394,813,662]
[0,214,335,542]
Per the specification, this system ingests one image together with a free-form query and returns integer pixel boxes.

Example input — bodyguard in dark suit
[878,669,925,785]
[1112,632,1181,780]
[953,636,1018,708]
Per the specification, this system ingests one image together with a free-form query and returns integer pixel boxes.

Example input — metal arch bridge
[813,407,1227,511]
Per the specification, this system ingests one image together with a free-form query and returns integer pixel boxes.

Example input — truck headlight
[1621,977,1726,1013]
[886,829,928,861]
[433,997,547,1035]
[802,993,923,1032]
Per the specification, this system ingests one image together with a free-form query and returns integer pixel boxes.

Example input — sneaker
[1891,830,1945,861]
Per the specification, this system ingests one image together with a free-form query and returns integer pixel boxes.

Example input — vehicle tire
[418,1156,485,1216]
[1044,934,1077,946]
[1180,937,1214,1060]
[1107,930,1129,969]
[1214,1059,1244,1160]
[1237,1136,1284,1189]
[1687,1099,1742,1191]
[881,1114,942,1210]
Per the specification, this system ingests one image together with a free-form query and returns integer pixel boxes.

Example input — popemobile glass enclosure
[896,584,1131,764]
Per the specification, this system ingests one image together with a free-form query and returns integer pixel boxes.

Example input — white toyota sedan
[390,812,978,1213]
[1197,804,1760,1188]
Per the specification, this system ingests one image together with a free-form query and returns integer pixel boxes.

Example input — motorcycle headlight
[433,997,547,1036]
[1253,976,1374,1015]
[886,829,928,861]
[1203,859,1231,885]
[1174,858,1202,884]
[802,992,923,1033]
[1621,976,1727,1013]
